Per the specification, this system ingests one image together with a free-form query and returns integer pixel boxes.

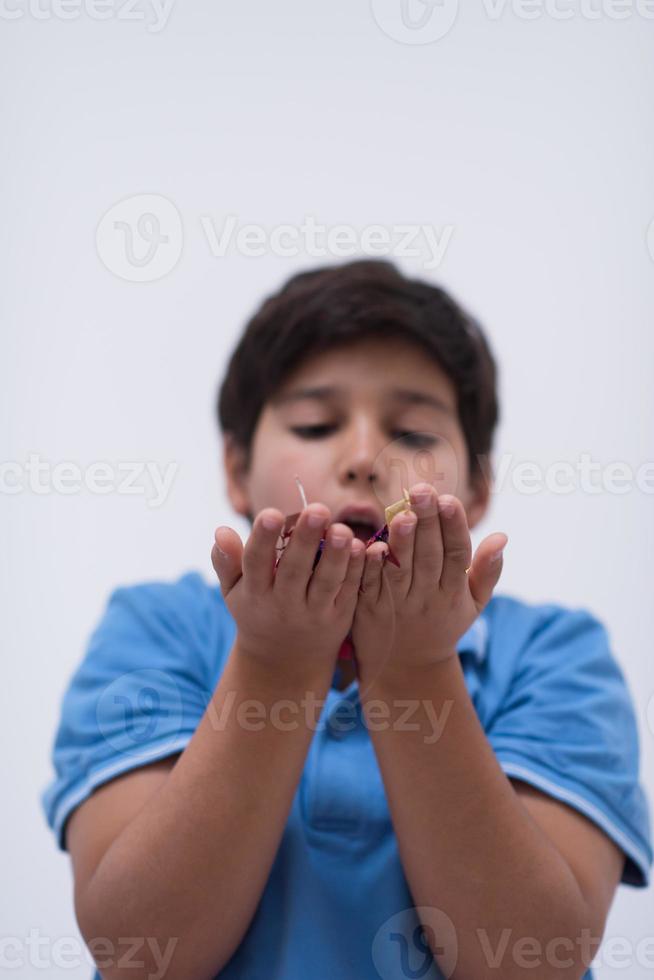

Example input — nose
[336,414,388,489]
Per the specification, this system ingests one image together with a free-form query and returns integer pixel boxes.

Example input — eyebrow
[271,385,454,415]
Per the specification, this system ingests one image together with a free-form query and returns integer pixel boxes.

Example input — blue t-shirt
[41,572,653,980]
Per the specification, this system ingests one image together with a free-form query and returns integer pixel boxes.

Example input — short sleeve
[41,572,223,852]
[486,606,653,888]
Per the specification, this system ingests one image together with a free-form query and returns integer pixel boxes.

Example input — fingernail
[215,538,229,560]
[262,513,281,531]
[412,492,431,510]
[307,510,327,528]
[438,498,455,518]
[330,533,349,549]
[490,545,506,563]
[351,539,365,558]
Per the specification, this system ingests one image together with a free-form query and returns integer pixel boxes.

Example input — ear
[222,432,252,520]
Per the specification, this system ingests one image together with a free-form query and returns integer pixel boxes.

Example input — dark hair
[217,258,499,492]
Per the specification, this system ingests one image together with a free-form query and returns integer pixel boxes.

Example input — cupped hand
[351,482,508,681]
[211,504,366,677]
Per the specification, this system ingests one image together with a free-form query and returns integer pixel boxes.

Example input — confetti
[272,478,415,667]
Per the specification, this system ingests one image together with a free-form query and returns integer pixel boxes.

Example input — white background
[2,0,653,976]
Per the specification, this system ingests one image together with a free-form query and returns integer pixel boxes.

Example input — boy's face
[224,336,491,533]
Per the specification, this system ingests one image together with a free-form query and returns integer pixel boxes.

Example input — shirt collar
[457,613,488,665]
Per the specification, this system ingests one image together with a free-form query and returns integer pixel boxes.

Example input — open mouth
[340,519,378,544]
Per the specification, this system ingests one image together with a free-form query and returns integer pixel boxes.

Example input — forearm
[80,638,333,980]
[359,655,591,980]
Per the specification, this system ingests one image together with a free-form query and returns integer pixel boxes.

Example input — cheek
[248,439,333,513]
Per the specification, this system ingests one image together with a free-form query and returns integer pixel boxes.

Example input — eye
[290,425,438,447]
[394,431,438,448]
[290,424,335,439]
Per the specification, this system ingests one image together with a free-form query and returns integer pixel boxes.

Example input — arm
[359,656,618,980]
[76,639,334,980]
[351,482,622,980]
[74,500,365,980]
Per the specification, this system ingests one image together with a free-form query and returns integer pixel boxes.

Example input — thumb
[467,533,508,609]
[211,526,244,595]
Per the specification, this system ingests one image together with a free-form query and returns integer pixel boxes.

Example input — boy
[42,259,652,980]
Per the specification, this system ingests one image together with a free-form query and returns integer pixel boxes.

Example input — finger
[241,508,284,593]
[273,503,331,599]
[436,495,472,594]
[359,541,388,604]
[212,526,244,596]
[307,522,355,608]
[467,533,508,609]
[384,509,417,598]
[408,482,444,596]
[334,536,366,612]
